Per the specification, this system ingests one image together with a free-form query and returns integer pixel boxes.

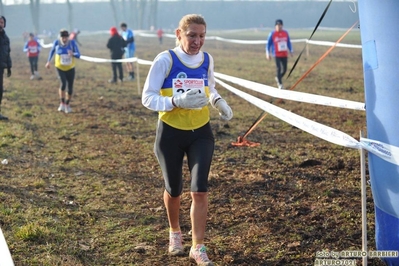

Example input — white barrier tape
[206,37,308,45]
[79,55,137,63]
[307,40,362,49]
[213,36,266,45]
[0,228,14,266]
[39,33,362,48]
[78,55,153,66]
[38,39,53,49]
[135,33,361,48]
[214,72,365,111]
[136,32,175,39]
[215,78,361,149]
[215,78,399,165]
[136,59,153,66]
[30,38,399,165]
[133,33,361,49]
[360,138,399,166]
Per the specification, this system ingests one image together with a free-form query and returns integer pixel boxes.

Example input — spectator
[0,15,12,120]
[106,26,126,84]
[120,22,135,81]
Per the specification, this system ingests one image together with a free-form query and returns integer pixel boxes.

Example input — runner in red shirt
[266,19,293,89]
[23,33,42,80]
[157,28,164,44]
[69,29,82,46]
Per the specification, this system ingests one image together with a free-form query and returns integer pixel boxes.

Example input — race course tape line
[79,55,153,65]
[135,32,362,48]
[215,78,399,166]
[39,31,362,49]
[0,227,14,266]
[77,55,367,112]
[214,72,365,111]
[41,35,397,164]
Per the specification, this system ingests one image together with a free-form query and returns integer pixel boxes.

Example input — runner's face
[177,23,206,55]
[0,19,4,29]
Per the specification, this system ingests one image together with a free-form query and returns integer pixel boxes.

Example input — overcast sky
[4,0,357,7]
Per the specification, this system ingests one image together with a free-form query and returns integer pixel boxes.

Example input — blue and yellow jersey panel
[159,50,210,130]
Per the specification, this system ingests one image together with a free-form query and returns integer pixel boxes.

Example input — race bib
[60,54,72,65]
[277,41,288,52]
[172,78,205,95]
[29,46,38,53]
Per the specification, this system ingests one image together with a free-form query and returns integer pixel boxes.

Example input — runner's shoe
[275,76,280,87]
[124,76,134,81]
[65,104,72,114]
[58,103,66,112]
[189,244,214,266]
[168,231,184,256]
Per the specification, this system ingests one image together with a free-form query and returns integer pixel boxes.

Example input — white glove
[172,88,208,109]
[215,98,233,120]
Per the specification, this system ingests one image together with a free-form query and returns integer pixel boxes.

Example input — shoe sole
[168,249,185,256]
[189,251,214,266]
[189,256,214,266]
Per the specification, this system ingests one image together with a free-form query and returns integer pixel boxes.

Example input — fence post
[136,60,141,94]
[360,130,368,266]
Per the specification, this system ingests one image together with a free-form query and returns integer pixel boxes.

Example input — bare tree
[120,0,127,26]
[29,0,40,34]
[110,0,119,26]
[129,0,137,28]
[66,0,73,32]
[136,0,146,30]
[148,0,158,30]
[0,0,4,18]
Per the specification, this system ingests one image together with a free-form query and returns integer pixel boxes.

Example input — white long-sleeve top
[141,46,222,112]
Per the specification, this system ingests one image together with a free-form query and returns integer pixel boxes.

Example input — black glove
[6,68,11,77]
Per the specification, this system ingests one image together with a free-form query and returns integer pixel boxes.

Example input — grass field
[0,29,386,265]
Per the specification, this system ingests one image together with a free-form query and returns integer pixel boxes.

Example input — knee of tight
[166,187,182,198]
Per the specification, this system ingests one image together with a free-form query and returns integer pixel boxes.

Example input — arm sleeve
[266,31,273,56]
[126,36,134,44]
[71,40,81,58]
[142,52,175,112]
[207,54,224,107]
[7,46,11,69]
[287,33,293,53]
[47,40,57,62]
[23,42,28,52]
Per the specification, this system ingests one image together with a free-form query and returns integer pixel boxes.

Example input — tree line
[27,0,159,34]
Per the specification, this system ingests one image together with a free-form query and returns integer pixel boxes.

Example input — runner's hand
[172,88,208,109]
[6,68,11,77]
[215,98,233,120]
